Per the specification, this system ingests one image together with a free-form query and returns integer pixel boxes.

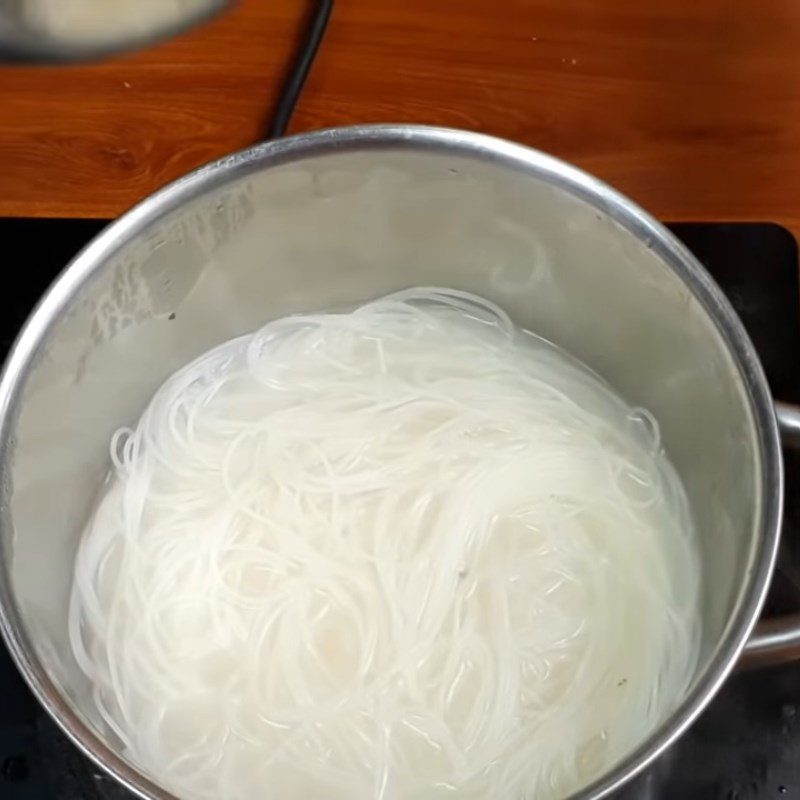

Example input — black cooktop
[0,219,799,799]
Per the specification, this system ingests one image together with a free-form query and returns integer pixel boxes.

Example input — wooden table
[2,0,800,239]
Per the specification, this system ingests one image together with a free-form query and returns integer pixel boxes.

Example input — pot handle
[740,401,800,668]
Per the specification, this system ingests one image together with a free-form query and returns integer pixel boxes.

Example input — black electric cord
[267,0,335,139]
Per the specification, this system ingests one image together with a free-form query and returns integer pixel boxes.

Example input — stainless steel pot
[1,125,799,799]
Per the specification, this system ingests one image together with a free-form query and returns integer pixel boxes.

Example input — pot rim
[0,124,783,800]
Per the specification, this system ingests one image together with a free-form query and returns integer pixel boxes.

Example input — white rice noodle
[70,287,701,800]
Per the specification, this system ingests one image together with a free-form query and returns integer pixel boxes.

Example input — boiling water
[69,288,700,799]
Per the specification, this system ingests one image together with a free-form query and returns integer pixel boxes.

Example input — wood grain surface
[2,0,800,236]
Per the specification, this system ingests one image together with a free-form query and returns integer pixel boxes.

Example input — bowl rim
[0,124,783,800]
[0,0,228,63]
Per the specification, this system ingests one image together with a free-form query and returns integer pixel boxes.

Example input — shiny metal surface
[0,0,228,61]
[776,401,800,447]
[740,612,800,669]
[0,125,784,799]
[739,401,800,666]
